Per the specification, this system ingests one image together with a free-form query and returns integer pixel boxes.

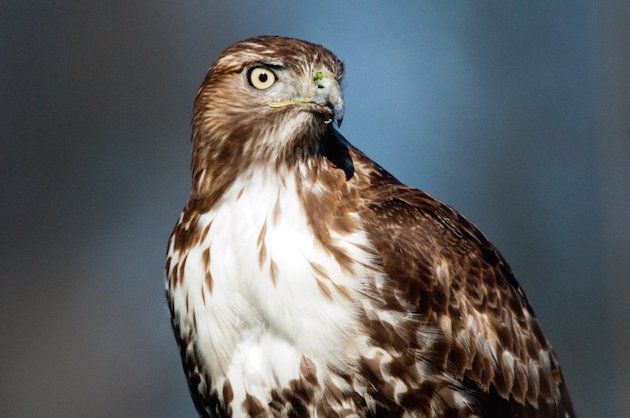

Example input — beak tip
[314,76,344,129]
[334,108,344,128]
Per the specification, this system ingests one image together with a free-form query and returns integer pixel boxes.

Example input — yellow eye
[248,67,276,90]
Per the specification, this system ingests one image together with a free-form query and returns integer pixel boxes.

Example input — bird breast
[167,166,379,408]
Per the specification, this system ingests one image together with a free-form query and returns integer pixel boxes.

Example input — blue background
[2,1,628,417]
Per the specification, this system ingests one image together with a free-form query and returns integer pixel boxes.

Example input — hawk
[166,36,575,418]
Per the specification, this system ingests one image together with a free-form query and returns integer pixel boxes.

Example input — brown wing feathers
[341,141,575,417]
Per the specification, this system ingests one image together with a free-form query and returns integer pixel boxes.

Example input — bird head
[266,67,344,127]
[191,36,345,170]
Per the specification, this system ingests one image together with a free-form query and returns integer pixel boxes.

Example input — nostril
[317,84,324,89]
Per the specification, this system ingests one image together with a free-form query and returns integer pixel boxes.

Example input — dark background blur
[1,1,628,417]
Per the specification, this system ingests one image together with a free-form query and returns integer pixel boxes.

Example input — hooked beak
[268,75,344,127]
[314,76,344,127]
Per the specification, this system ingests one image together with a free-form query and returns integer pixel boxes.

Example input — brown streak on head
[190,36,344,211]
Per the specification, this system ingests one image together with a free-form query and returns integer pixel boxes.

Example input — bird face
[192,36,345,164]
[256,64,344,127]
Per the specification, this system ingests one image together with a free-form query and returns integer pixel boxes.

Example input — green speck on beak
[314,71,324,81]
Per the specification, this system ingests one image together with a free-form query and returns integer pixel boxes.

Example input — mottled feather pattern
[166,36,575,417]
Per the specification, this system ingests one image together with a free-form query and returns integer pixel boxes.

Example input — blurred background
[1,1,628,417]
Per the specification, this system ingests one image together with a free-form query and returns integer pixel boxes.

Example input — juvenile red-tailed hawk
[166,36,575,418]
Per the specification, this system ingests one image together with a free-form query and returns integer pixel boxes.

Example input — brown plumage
[166,36,575,418]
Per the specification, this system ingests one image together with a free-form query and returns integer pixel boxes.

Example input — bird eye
[248,67,276,90]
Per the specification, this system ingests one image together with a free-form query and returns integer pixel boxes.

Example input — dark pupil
[258,72,268,83]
